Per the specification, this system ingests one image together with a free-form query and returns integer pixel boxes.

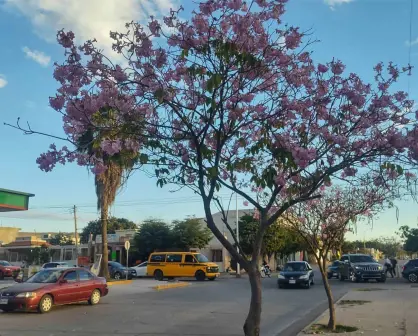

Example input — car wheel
[339,274,345,281]
[278,283,283,289]
[154,269,164,281]
[114,272,122,280]
[408,273,418,283]
[38,294,53,314]
[305,281,311,289]
[0,271,4,280]
[195,270,206,281]
[327,273,332,279]
[208,277,216,281]
[88,289,101,305]
[311,277,315,285]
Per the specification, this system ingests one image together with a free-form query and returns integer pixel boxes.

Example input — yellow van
[147,252,220,281]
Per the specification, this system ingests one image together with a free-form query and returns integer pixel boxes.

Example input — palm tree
[77,107,141,279]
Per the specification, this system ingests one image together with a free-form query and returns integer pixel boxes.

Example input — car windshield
[195,254,209,263]
[283,263,306,271]
[0,261,11,266]
[26,269,65,283]
[332,261,340,266]
[110,262,123,268]
[350,255,375,263]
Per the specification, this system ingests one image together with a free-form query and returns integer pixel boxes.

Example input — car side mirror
[59,279,68,284]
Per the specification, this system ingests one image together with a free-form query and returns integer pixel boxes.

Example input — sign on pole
[124,240,131,250]
[90,254,102,276]
[125,241,131,280]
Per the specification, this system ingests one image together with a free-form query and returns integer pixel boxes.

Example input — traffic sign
[124,240,131,250]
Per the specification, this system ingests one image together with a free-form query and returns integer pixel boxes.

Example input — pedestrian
[390,257,398,276]
[384,257,394,278]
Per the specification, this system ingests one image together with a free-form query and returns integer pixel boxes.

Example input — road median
[153,281,190,291]
[107,279,133,286]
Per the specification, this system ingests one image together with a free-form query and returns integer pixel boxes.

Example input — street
[0,273,408,336]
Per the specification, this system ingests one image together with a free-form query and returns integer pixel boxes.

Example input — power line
[27,193,255,210]
[408,0,414,94]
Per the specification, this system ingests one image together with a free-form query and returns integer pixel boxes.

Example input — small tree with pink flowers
[7,1,415,335]
[283,183,397,331]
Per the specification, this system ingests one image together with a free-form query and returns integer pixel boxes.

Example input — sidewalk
[298,286,418,335]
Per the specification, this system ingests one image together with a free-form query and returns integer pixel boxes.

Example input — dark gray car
[338,254,385,283]
[108,261,136,280]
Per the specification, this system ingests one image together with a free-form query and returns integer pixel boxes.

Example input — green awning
[0,188,35,212]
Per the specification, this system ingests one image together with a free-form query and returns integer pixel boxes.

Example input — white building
[199,210,304,272]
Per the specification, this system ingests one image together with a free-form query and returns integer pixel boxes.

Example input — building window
[64,249,73,261]
[211,249,223,262]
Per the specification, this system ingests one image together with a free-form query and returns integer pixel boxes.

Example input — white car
[41,262,69,269]
[132,261,148,277]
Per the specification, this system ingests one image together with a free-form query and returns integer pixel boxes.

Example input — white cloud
[22,46,51,66]
[325,0,354,8]
[0,75,7,88]
[5,0,178,62]
[406,38,418,47]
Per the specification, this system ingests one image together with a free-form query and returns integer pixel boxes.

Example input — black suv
[401,259,418,283]
[338,254,385,283]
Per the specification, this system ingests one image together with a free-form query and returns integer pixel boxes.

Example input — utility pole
[73,205,78,267]
[236,193,240,278]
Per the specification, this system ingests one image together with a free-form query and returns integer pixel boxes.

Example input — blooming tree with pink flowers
[283,182,399,331]
[7,1,416,335]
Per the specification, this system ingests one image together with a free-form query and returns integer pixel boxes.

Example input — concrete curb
[153,282,190,291]
[107,280,133,286]
[296,292,352,335]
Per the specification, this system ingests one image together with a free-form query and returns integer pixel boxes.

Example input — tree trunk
[243,265,262,336]
[318,257,336,331]
[99,207,110,279]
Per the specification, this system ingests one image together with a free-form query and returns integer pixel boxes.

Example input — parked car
[401,258,418,283]
[147,252,220,281]
[132,262,148,278]
[108,261,136,280]
[0,267,108,313]
[277,261,314,289]
[41,262,69,269]
[0,261,20,280]
[338,254,385,283]
[327,260,341,279]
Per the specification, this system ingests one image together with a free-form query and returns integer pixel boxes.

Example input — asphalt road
[0,273,408,336]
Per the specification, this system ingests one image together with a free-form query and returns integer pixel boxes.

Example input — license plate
[333,273,338,276]
[0,298,8,305]
[289,280,296,284]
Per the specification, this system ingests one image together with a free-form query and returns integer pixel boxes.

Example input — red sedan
[0,261,20,280]
[0,267,108,313]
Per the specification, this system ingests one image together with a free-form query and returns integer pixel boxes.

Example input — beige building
[0,227,21,245]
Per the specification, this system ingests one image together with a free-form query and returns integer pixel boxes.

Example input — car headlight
[278,274,285,279]
[354,266,360,270]
[299,274,309,279]
[378,265,383,270]
[16,292,37,298]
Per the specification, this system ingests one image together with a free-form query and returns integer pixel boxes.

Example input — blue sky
[0,0,417,240]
